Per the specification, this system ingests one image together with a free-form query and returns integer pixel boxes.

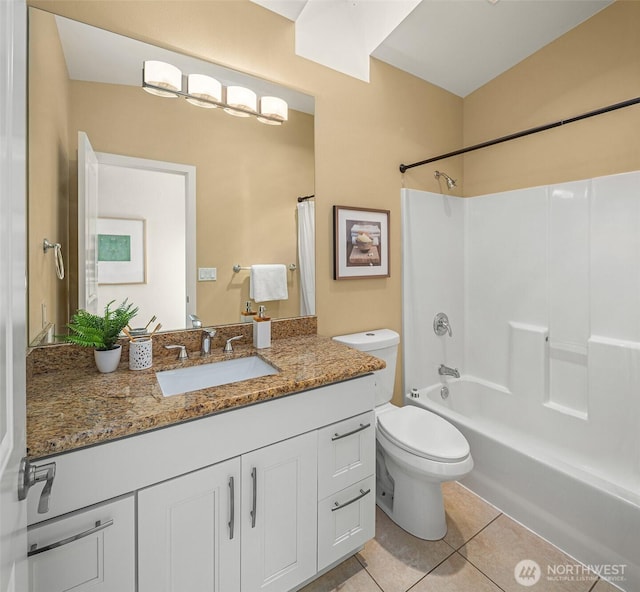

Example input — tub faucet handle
[434,313,452,337]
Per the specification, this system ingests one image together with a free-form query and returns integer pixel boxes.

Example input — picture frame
[97,217,146,284]
[333,206,390,280]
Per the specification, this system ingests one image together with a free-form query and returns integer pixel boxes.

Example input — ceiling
[252,0,613,97]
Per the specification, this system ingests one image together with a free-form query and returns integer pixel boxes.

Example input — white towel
[250,264,289,302]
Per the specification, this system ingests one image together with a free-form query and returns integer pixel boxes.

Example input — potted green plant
[64,300,139,373]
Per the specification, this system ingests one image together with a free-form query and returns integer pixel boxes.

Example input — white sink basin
[156,356,278,397]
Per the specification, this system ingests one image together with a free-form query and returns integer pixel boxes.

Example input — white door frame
[94,152,197,326]
[0,0,28,590]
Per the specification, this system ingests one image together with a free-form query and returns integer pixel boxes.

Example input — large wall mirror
[28,7,315,345]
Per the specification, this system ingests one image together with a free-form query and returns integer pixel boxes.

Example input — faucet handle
[223,335,243,353]
[433,312,452,337]
[165,344,188,360]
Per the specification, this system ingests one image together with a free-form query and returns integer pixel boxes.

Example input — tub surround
[402,173,640,592]
[27,317,384,459]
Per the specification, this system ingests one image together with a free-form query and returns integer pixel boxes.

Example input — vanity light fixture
[186,74,222,108]
[224,86,257,117]
[258,96,289,125]
[142,61,288,125]
[142,60,182,97]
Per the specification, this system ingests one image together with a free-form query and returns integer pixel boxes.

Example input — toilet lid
[377,405,470,463]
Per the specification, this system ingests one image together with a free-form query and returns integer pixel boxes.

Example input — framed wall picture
[333,206,390,279]
[97,217,146,284]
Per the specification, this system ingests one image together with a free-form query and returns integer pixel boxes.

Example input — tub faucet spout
[438,364,460,378]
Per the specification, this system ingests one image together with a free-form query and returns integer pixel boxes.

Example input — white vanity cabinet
[26,375,376,592]
[241,431,317,592]
[138,458,241,592]
[27,494,135,592]
[316,411,376,571]
[137,431,318,592]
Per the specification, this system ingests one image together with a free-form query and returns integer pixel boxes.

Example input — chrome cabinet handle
[28,519,114,557]
[228,476,235,540]
[18,457,56,514]
[250,467,257,528]
[331,488,371,512]
[331,422,371,441]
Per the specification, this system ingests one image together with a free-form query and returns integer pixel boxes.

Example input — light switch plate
[198,267,217,281]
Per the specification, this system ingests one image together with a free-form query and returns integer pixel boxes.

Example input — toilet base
[380,452,447,540]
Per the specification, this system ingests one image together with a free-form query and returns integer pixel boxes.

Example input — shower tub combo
[401,174,640,591]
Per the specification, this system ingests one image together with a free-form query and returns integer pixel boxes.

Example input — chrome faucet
[189,314,202,329]
[165,344,188,360]
[438,364,460,378]
[223,335,243,353]
[200,328,217,356]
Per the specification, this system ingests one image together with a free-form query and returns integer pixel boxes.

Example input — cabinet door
[138,457,241,592]
[317,411,375,499]
[27,495,134,592]
[241,431,317,592]
[318,476,375,571]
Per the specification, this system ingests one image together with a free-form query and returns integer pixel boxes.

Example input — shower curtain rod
[399,96,640,173]
[297,194,315,202]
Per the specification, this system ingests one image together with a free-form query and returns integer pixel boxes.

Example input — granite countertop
[27,335,384,459]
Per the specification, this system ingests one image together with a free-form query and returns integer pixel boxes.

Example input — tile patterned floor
[301,481,622,592]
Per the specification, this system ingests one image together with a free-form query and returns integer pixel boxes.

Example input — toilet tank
[332,329,400,406]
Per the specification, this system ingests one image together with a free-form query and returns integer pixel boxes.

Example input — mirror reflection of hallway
[78,135,196,332]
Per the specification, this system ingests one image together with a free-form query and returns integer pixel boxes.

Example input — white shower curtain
[297,200,315,316]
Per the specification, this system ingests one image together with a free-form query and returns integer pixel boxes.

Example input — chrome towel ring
[43,239,65,280]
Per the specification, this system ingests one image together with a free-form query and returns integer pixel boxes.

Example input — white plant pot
[94,344,122,373]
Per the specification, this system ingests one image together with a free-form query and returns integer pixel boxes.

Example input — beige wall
[463,0,640,196]
[29,0,464,402]
[28,7,71,343]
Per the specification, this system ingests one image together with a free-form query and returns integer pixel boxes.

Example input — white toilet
[333,329,473,540]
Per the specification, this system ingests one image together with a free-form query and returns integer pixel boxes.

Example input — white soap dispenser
[253,305,271,349]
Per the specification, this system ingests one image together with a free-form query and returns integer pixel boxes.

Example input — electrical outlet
[198,267,217,281]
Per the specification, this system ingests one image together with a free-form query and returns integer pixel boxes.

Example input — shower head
[434,170,457,190]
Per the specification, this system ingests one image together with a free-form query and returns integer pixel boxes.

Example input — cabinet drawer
[317,475,375,571]
[317,410,375,499]
[27,495,134,592]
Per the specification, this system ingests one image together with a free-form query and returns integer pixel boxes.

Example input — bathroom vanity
[25,332,382,592]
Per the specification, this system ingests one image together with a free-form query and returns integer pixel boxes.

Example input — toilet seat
[377,405,470,463]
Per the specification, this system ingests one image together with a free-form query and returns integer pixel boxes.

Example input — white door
[0,1,28,591]
[138,458,241,592]
[241,432,317,592]
[77,132,99,314]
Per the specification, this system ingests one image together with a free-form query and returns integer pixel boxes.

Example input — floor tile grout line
[454,513,521,591]
[453,550,511,592]
[354,552,385,592]
[403,546,458,592]
[403,550,511,592]
[453,510,504,551]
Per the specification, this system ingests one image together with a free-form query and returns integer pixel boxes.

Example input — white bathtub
[407,378,640,592]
